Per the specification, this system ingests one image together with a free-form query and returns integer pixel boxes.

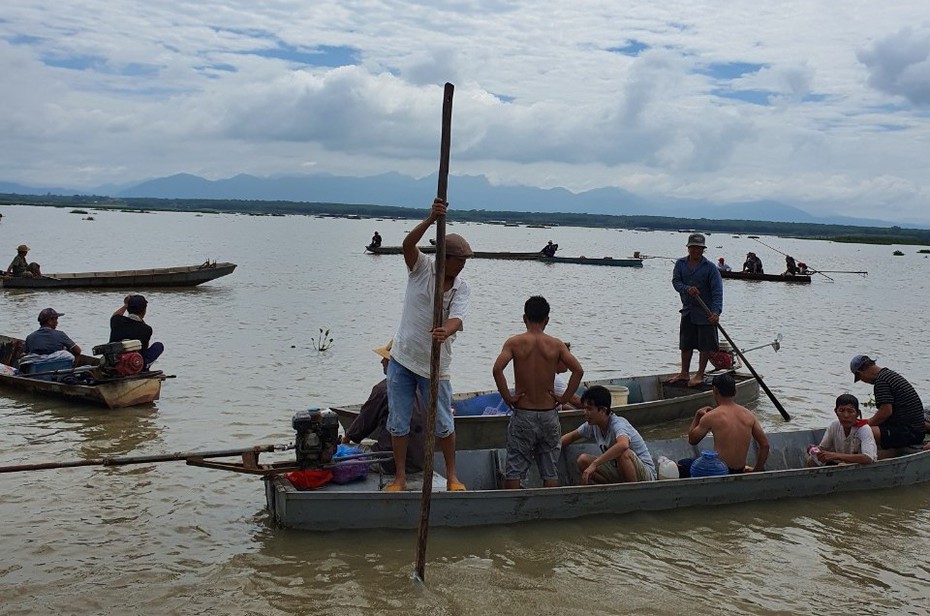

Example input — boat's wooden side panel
[1,263,236,288]
[721,271,811,284]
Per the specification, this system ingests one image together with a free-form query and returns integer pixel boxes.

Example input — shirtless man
[492,296,584,489]
[684,373,769,475]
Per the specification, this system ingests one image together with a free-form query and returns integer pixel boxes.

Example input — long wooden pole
[414,82,454,583]
[0,443,288,474]
[693,295,791,421]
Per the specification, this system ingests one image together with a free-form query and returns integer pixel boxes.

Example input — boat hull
[1,262,237,288]
[264,429,930,530]
[332,372,761,450]
[366,246,643,266]
[720,270,811,284]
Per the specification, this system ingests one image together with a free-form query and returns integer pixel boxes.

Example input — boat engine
[92,340,145,376]
[291,408,339,469]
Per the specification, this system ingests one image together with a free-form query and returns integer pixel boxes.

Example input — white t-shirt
[392,251,470,379]
[819,420,877,461]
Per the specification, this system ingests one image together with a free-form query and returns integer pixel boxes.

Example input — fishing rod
[751,238,834,282]
[806,269,868,277]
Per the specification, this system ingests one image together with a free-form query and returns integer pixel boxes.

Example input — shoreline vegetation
[3,192,930,247]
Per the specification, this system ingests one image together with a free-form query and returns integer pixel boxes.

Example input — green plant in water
[312,328,334,352]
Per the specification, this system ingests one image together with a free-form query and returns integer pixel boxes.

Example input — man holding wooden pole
[385,198,472,492]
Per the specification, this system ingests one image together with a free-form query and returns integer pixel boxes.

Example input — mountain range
[0,172,912,228]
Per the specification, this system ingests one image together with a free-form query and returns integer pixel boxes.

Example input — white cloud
[0,1,929,223]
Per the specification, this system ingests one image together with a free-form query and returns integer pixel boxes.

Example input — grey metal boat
[1,262,236,288]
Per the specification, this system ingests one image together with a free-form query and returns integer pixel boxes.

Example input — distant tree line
[2,192,929,246]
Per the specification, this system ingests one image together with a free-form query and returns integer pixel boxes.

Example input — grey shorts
[504,407,562,482]
[679,314,719,352]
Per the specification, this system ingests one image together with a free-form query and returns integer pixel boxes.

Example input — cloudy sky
[2,1,929,222]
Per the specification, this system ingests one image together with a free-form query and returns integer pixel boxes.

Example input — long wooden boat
[720,270,811,284]
[365,246,643,267]
[0,335,165,408]
[1,262,236,289]
[332,371,760,450]
[263,429,930,530]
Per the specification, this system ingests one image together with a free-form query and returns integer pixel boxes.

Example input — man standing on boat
[344,339,426,474]
[668,233,723,387]
[385,198,472,492]
[850,355,925,451]
[22,308,81,362]
[109,295,164,369]
[680,373,769,475]
[492,295,584,489]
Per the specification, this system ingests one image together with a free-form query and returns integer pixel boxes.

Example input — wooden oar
[415,82,454,584]
[693,295,791,421]
[0,443,290,474]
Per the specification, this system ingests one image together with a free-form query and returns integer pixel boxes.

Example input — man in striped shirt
[851,355,925,451]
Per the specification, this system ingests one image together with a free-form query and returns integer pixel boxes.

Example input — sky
[2,1,930,223]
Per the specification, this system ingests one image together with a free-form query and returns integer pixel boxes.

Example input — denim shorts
[386,359,454,438]
[504,407,561,482]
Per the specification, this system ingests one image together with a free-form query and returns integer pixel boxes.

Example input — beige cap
[445,234,474,258]
[373,339,393,360]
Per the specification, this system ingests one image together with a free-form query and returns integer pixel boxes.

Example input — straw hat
[17,244,29,252]
[373,339,393,360]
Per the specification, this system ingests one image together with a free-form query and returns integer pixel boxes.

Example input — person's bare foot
[687,376,705,387]
[665,373,689,385]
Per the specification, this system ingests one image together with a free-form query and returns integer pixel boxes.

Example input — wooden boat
[332,371,760,450]
[720,270,811,284]
[365,246,643,267]
[1,262,237,289]
[263,429,930,530]
[0,335,166,408]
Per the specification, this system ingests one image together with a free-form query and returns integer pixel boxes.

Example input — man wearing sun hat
[344,340,425,474]
[386,197,473,492]
[5,244,42,278]
[668,233,723,388]
[850,354,925,450]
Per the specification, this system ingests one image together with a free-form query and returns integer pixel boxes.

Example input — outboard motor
[291,408,339,469]
[92,340,145,376]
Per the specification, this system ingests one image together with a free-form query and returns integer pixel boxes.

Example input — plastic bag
[331,445,369,484]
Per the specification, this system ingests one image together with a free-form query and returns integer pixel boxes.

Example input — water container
[604,385,629,407]
[657,456,679,480]
[689,450,729,477]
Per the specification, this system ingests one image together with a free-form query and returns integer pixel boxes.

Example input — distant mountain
[2,171,922,228]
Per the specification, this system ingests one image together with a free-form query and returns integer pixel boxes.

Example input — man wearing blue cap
[850,354,924,451]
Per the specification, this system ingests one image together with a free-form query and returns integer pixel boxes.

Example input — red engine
[113,351,144,375]
[92,340,145,376]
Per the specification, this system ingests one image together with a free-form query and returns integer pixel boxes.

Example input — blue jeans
[386,359,453,438]
[143,342,164,368]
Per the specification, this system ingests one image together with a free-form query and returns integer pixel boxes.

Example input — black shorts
[679,314,719,352]
[878,423,924,449]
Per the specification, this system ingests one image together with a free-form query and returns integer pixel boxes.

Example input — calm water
[1,204,929,615]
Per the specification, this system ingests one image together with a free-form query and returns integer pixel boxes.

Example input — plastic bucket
[605,385,629,407]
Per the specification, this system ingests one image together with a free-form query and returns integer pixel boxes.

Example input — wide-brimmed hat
[686,233,706,248]
[373,339,393,360]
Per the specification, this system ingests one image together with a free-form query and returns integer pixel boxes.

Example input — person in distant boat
[850,355,925,452]
[540,240,559,258]
[5,244,41,278]
[807,393,876,466]
[678,373,769,476]
[22,308,81,364]
[344,340,425,474]
[797,261,810,274]
[717,257,732,272]
[370,231,382,249]
[560,385,656,484]
[109,294,164,369]
[783,255,798,276]
[492,296,584,489]
[668,233,723,388]
[385,198,472,492]
[742,252,763,274]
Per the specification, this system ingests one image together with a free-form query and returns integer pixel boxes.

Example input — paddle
[0,443,290,474]
[693,295,791,421]
[415,82,454,584]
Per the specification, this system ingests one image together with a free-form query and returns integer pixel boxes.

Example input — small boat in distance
[720,270,811,284]
[1,261,237,289]
[365,246,643,267]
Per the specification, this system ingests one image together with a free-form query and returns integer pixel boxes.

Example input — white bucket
[605,385,629,407]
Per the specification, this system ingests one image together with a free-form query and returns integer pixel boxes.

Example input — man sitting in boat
[21,308,82,366]
[540,240,558,258]
[783,255,799,276]
[850,355,925,453]
[5,244,41,278]
[344,339,425,474]
[560,385,656,484]
[716,257,732,272]
[492,296,584,489]
[109,295,164,369]
[369,231,382,249]
[807,393,877,466]
[742,252,763,274]
[679,373,769,476]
